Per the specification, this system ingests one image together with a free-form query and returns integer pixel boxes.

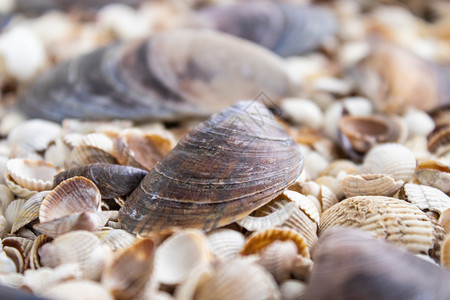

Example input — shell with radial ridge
[319,196,444,259]
[118,101,303,235]
[341,174,404,198]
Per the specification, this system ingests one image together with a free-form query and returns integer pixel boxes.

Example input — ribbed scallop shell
[102,238,155,300]
[241,228,309,258]
[400,183,450,216]
[119,101,303,234]
[69,145,118,167]
[11,191,49,233]
[206,229,245,262]
[341,174,404,197]
[154,229,212,285]
[319,196,444,258]
[29,234,52,269]
[194,258,281,300]
[6,159,61,191]
[236,191,318,248]
[7,119,62,152]
[427,125,450,154]
[415,159,450,194]
[4,172,38,198]
[4,199,26,233]
[257,240,298,283]
[362,143,417,181]
[39,230,111,280]
[39,176,101,223]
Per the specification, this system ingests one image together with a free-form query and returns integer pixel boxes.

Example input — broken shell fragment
[399,183,450,217]
[319,196,444,258]
[119,101,303,235]
[414,159,450,194]
[341,174,404,198]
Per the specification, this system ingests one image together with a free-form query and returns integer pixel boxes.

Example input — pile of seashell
[0,0,449,299]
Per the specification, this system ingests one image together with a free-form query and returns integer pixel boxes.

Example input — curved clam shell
[54,164,148,199]
[6,158,60,192]
[42,280,114,300]
[4,199,26,233]
[18,29,294,122]
[399,183,450,217]
[415,159,450,193]
[341,174,404,198]
[441,234,450,270]
[154,229,212,285]
[7,119,61,152]
[352,42,450,114]
[29,234,52,270]
[119,101,303,234]
[206,229,245,262]
[427,125,450,154]
[69,145,118,167]
[39,176,101,223]
[4,171,38,199]
[11,191,49,233]
[319,196,444,258]
[338,114,407,159]
[102,238,155,300]
[191,1,337,57]
[362,143,417,182]
[194,258,280,300]
[306,227,450,300]
[113,128,174,171]
[280,280,307,300]
[241,228,309,259]
[39,230,111,280]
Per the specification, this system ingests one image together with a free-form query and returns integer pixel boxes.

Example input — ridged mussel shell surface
[18,29,294,122]
[118,101,304,235]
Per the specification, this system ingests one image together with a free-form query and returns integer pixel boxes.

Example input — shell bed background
[0,0,449,299]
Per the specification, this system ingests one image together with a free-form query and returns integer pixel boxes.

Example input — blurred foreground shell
[306,228,450,300]
[119,100,303,235]
[319,196,444,258]
[190,1,337,57]
[18,29,294,122]
[352,42,450,114]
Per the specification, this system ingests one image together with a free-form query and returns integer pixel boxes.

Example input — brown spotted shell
[118,101,304,235]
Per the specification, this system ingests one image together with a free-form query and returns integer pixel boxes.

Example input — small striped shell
[206,229,245,262]
[400,183,450,217]
[237,191,318,248]
[39,176,101,223]
[341,174,404,198]
[11,191,49,233]
[362,143,417,181]
[319,196,444,259]
[257,240,298,283]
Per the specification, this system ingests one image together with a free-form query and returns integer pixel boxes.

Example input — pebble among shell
[0,0,449,299]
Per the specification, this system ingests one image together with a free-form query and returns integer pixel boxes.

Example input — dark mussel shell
[18,29,294,122]
[118,100,304,235]
[306,227,450,300]
[190,0,337,57]
[54,163,147,199]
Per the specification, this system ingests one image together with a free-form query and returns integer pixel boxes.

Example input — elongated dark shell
[306,228,450,300]
[18,29,294,122]
[191,1,337,57]
[54,163,147,199]
[118,100,304,235]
